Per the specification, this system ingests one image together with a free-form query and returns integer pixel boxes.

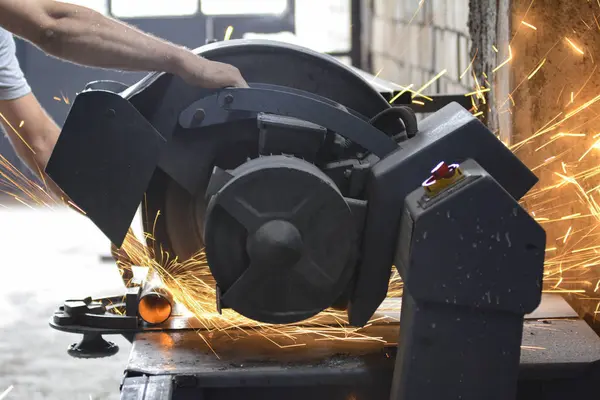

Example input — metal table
[120,294,600,399]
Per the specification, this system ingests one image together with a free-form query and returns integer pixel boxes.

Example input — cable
[369,106,419,139]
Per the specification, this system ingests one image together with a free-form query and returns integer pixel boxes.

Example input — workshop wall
[369,0,472,96]
[367,0,511,138]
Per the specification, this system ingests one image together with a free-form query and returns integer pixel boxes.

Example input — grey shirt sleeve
[0,28,31,100]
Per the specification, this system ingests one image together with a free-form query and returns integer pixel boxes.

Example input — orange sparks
[412,100,425,106]
[563,226,573,244]
[556,85,566,104]
[566,93,600,119]
[461,48,478,79]
[553,276,564,289]
[573,65,598,100]
[561,213,582,220]
[224,26,234,41]
[521,346,546,350]
[534,132,585,151]
[412,69,447,99]
[67,200,86,215]
[581,18,592,30]
[389,84,414,104]
[464,88,491,97]
[578,138,600,161]
[408,0,426,25]
[60,92,70,105]
[493,45,513,73]
[528,58,546,80]
[542,289,586,293]
[521,21,537,30]
[0,112,35,154]
[471,70,486,104]
[565,37,585,55]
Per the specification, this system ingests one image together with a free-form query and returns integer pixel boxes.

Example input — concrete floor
[0,205,133,400]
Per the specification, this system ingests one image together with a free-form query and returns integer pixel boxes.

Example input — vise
[45,39,600,400]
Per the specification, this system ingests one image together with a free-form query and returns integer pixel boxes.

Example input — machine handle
[179,84,401,158]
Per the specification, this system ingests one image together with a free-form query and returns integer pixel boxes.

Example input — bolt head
[193,108,206,121]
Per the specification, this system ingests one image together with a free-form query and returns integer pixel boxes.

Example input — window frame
[109,0,200,18]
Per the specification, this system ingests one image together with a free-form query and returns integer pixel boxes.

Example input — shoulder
[0,26,31,100]
[0,26,14,50]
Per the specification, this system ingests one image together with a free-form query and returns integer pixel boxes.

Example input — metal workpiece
[390,159,545,400]
[349,102,539,326]
[138,272,174,326]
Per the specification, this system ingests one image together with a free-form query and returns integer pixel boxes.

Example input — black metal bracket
[390,159,546,400]
[178,84,400,158]
[45,90,167,247]
[51,288,140,334]
[50,288,142,358]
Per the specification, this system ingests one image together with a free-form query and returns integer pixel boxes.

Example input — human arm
[0,93,58,179]
[0,93,66,200]
[0,26,65,200]
[0,0,247,88]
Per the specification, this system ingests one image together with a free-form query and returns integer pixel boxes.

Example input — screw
[224,93,234,104]
[105,108,116,118]
[193,108,205,122]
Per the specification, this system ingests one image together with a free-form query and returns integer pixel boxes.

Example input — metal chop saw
[45,39,561,400]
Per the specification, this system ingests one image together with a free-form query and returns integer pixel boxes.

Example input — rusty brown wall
[510,1,600,321]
